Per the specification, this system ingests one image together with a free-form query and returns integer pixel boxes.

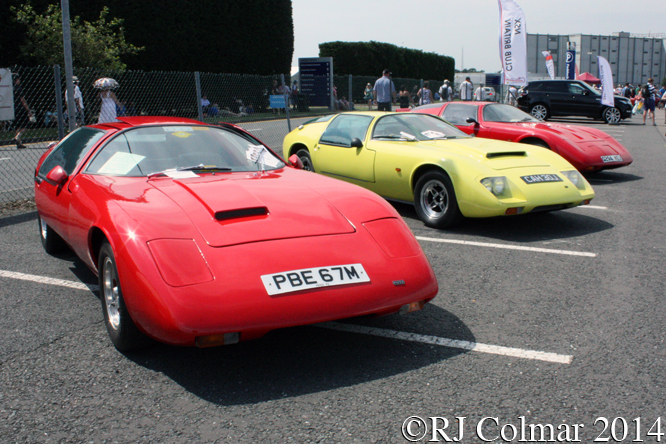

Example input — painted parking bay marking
[0,269,99,291]
[317,322,573,364]
[0,269,572,364]
[416,237,597,258]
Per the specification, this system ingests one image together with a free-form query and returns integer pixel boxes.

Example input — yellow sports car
[283,112,595,229]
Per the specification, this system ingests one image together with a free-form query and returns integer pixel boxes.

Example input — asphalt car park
[1,116,666,443]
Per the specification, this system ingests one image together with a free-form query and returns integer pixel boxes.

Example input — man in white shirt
[459,77,474,101]
[474,84,486,101]
[73,76,85,127]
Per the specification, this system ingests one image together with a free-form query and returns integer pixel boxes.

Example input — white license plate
[601,155,623,163]
[261,264,370,296]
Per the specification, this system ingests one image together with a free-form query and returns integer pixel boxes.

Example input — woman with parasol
[93,77,122,123]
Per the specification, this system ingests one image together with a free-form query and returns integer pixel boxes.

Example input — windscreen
[86,125,285,176]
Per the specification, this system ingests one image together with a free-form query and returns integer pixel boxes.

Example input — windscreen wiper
[178,164,233,172]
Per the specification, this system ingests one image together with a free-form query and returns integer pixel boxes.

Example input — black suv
[517,80,632,124]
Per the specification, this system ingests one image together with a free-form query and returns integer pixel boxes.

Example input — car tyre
[296,149,315,172]
[38,214,66,254]
[603,107,621,124]
[98,243,152,351]
[414,171,462,229]
[530,104,549,121]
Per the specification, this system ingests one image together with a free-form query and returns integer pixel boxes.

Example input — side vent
[215,207,268,221]
[486,151,527,159]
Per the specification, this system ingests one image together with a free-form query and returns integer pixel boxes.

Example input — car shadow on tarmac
[123,303,473,406]
[583,170,643,185]
[391,201,614,244]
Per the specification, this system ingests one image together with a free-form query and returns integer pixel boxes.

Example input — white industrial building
[527,32,666,85]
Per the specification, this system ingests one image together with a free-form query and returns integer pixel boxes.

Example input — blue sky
[291,0,665,73]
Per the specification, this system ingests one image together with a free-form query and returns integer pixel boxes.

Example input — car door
[566,82,601,117]
[313,114,375,183]
[540,81,569,116]
[34,127,106,244]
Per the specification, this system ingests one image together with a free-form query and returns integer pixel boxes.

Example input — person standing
[642,78,657,126]
[506,85,519,106]
[439,80,452,102]
[72,76,85,127]
[364,83,374,110]
[98,87,122,124]
[398,85,412,109]
[474,83,486,101]
[373,69,396,112]
[459,76,474,101]
[621,83,632,99]
[12,74,34,149]
[417,81,432,105]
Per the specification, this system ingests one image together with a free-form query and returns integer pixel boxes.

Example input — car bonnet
[149,174,355,247]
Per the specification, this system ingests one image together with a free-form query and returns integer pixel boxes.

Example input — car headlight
[480,176,507,196]
[561,170,585,189]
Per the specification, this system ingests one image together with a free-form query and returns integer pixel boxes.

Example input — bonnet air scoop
[215,207,268,221]
[486,151,527,159]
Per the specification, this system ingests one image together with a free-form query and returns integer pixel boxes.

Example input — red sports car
[34,117,437,351]
[412,102,633,173]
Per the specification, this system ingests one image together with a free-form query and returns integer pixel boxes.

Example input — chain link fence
[1,65,460,209]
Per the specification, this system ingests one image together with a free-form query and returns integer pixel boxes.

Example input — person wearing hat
[72,76,85,126]
[373,69,396,112]
[364,82,374,110]
[439,80,452,102]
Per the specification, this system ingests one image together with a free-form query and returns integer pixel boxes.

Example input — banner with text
[542,51,555,80]
[597,56,615,107]
[565,43,576,80]
[0,68,15,121]
[498,0,527,86]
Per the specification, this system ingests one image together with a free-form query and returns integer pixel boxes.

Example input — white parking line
[0,269,98,292]
[1,269,573,363]
[317,322,573,364]
[416,236,597,258]
[577,205,608,210]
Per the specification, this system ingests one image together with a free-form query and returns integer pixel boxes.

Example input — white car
[483,87,497,102]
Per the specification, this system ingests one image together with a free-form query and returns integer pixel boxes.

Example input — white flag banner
[0,68,15,121]
[498,0,528,86]
[542,51,555,80]
[597,56,615,107]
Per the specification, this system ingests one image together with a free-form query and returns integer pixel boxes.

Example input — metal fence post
[195,72,203,121]
[348,75,352,110]
[280,73,291,132]
[53,65,64,140]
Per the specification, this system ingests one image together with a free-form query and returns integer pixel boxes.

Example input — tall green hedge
[0,0,294,75]
[319,41,455,81]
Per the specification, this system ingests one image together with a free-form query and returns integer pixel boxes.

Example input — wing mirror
[350,138,363,148]
[46,165,68,186]
[465,117,479,125]
[288,154,304,169]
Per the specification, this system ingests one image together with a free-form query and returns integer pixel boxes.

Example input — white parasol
[92,77,119,89]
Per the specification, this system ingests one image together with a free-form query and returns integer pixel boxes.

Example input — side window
[38,127,105,176]
[320,115,372,146]
[442,104,477,125]
[568,83,586,94]
[540,82,566,93]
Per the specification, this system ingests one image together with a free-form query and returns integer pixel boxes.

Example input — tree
[11,4,142,70]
